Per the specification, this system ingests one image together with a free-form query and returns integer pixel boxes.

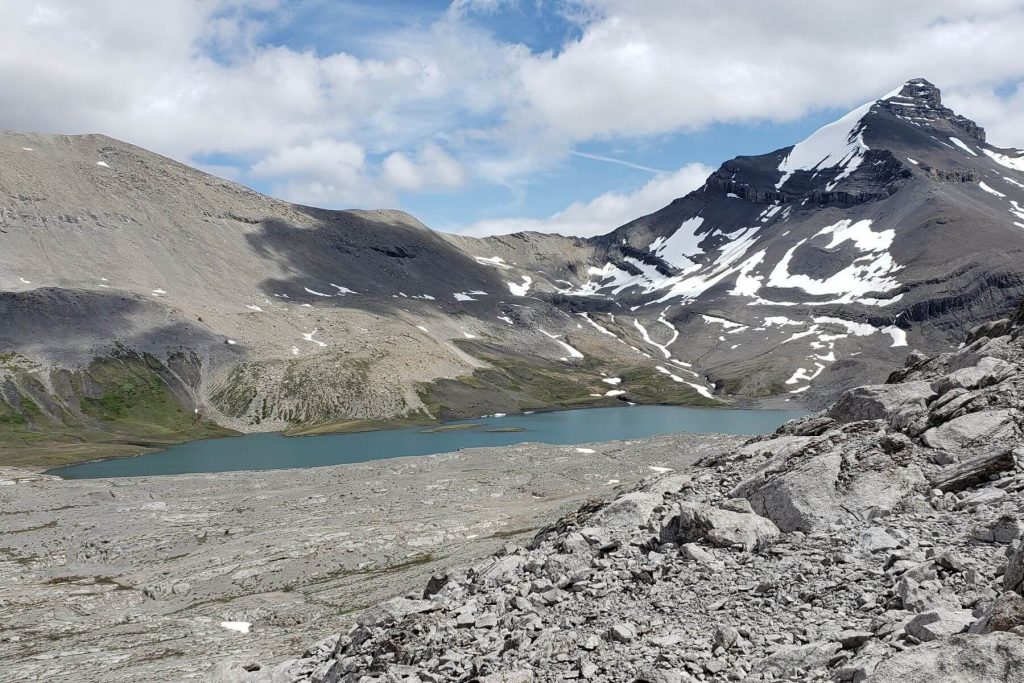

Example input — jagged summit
[877,78,986,142]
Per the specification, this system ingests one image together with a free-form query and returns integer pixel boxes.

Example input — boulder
[931,356,1015,395]
[971,592,1024,634]
[1004,543,1024,595]
[928,448,1016,492]
[660,502,779,551]
[904,609,973,641]
[734,436,925,532]
[356,597,434,627]
[921,409,1019,452]
[588,491,661,532]
[751,641,842,679]
[866,633,1024,682]
[860,527,901,553]
[827,381,935,423]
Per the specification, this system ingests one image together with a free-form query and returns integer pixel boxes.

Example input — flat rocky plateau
[0,433,740,682]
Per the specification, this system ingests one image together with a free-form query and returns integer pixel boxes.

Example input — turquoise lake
[45,405,805,479]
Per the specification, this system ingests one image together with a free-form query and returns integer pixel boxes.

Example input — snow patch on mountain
[776,99,874,190]
[508,276,533,297]
[948,137,978,156]
[979,181,1007,198]
[983,148,1024,172]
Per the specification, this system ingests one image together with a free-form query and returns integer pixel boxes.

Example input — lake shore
[43,405,804,479]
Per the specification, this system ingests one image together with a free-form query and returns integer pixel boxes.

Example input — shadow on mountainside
[243,207,516,316]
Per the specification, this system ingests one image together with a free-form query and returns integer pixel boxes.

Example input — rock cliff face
[228,302,1024,681]
[4,78,1024,462]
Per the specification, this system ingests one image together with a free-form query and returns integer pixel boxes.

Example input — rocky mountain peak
[876,77,986,142]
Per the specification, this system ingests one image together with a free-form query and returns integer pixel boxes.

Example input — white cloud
[0,0,1023,225]
[462,162,712,237]
[383,145,466,191]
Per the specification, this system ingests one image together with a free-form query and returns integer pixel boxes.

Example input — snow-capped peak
[775,78,985,191]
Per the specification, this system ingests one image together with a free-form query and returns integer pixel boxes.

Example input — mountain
[462,78,1024,400]
[3,78,1024,464]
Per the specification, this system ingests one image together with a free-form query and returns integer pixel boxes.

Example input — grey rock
[588,491,662,532]
[904,609,973,641]
[608,623,637,643]
[928,447,1017,492]
[662,502,780,551]
[922,409,1019,452]
[860,527,901,553]
[1004,543,1024,595]
[752,641,842,678]
[866,633,1024,682]
[827,382,935,423]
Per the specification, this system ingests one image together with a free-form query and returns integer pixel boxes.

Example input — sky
[1,1,1023,237]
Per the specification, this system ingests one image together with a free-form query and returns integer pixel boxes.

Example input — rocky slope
[4,77,1024,464]
[226,303,1024,681]
[0,433,739,682]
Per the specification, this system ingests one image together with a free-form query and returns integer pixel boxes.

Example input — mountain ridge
[3,77,1024,464]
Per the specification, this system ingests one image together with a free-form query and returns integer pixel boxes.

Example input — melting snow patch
[575,448,596,454]
[766,219,902,302]
[763,316,802,327]
[497,315,514,325]
[984,148,1024,172]
[648,466,673,474]
[462,331,477,339]
[881,325,908,347]
[655,366,686,383]
[539,328,583,359]
[907,157,919,165]
[508,276,533,296]
[634,318,672,358]
[226,339,237,345]
[578,312,616,337]
[948,137,978,156]
[604,389,625,397]
[302,330,327,347]
[304,287,332,297]
[701,314,745,329]
[789,386,810,394]
[475,256,511,269]
[453,293,476,302]
[813,316,877,337]
[96,161,110,168]
[21,147,33,151]
[245,305,262,312]
[605,479,620,485]
[291,347,299,356]
[220,622,251,634]
[416,325,429,333]
[602,377,622,385]
[330,284,356,295]
[151,289,166,295]
[1003,176,1024,190]
[979,181,1007,198]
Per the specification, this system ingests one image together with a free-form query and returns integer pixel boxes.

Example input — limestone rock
[661,502,779,551]
[866,633,1024,682]
[588,491,662,532]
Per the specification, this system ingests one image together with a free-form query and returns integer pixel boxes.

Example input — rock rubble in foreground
[219,306,1024,682]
